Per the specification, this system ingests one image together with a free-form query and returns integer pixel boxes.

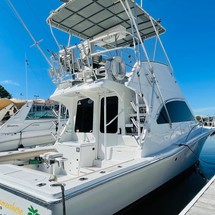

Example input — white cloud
[0,80,20,86]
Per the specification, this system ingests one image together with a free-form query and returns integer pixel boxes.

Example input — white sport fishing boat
[0,0,213,214]
[0,99,67,151]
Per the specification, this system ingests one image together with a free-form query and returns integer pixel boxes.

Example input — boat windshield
[26,110,57,120]
[26,103,58,120]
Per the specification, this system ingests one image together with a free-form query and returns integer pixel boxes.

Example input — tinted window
[26,110,57,120]
[100,96,118,133]
[75,98,94,132]
[157,101,194,124]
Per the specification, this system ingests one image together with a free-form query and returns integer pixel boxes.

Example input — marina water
[117,133,215,215]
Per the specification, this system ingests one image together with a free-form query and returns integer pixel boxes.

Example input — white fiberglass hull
[0,130,56,151]
[0,135,208,215]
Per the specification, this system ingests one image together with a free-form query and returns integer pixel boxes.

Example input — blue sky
[0,0,214,116]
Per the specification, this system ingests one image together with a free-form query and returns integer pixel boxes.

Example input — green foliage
[196,115,202,122]
[0,85,12,98]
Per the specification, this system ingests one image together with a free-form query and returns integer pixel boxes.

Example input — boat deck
[179,175,215,214]
[0,153,155,202]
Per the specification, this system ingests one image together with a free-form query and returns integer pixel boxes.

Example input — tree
[195,115,202,122]
[0,85,12,98]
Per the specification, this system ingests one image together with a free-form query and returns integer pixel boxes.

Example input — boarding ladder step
[125,101,146,134]
[130,101,146,121]
[130,101,146,113]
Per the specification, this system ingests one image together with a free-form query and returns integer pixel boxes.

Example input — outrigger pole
[6,0,53,68]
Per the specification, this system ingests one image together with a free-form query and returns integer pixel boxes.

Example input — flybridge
[47,0,168,85]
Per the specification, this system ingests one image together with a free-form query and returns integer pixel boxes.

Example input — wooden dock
[179,175,215,215]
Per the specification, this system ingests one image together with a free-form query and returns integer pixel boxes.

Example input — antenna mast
[25,54,29,100]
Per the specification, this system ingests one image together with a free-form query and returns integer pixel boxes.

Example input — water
[116,134,215,215]
[199,134,215,179]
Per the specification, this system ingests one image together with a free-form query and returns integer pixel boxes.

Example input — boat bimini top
[47,0,165,46]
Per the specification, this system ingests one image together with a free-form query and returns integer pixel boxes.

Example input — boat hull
[0,130,56,151]
[0,134,208,215]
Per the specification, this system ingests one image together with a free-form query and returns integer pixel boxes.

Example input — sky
[0,0,215,116]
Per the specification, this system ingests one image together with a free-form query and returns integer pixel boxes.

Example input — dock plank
[179,175,215,215]
[188,205,214,215]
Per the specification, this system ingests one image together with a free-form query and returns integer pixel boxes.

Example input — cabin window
[100,96,118,133]
[157,101,194,124]
[75,98,94,132]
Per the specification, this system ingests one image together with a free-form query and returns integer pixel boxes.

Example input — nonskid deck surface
[0,156,154,201]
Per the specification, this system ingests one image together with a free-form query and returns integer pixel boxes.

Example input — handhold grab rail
[185,122,202,143]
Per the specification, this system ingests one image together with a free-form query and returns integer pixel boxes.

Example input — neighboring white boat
[0,98,67,151]
[0,1,213,215]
